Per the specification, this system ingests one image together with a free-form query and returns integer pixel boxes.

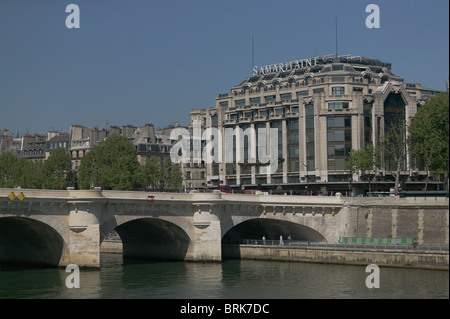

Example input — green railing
[338,237,416,245]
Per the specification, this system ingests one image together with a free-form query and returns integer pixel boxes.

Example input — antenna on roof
[335,17,338,59]
[252,34,255,72]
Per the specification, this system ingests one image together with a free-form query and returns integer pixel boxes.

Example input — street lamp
[348,178,353,197]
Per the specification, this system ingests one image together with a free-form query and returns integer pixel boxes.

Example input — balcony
[224,119,238,125]
[285,111,299,118]
[269,113,283,120]
[253,115,267,122]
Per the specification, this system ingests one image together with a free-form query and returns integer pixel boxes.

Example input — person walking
[279,235,284,246]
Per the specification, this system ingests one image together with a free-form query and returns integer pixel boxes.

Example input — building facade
[201,54,444,194]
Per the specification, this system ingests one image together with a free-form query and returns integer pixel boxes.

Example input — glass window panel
[334,117,345,127]
[335,144,345,156]
[334,130,345,142]
[335,158,346,170]
[281,93,292,100]
[306,118,314,129]
[327,117,334,128]
[236,99,245,107]
[289,134,299,144]
[327,131,334,142]
[305,104,314,116]
[327,146,335,156]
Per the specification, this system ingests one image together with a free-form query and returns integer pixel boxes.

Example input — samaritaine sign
[251,54,346,76]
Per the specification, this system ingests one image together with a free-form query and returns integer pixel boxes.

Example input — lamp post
[349,178,353,197]
[95,167,99,188]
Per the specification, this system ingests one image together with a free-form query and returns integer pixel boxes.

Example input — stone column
[67,189,103,268]
[192,203,222,261]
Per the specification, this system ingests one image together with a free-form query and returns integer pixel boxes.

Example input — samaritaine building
[199,54,443,194]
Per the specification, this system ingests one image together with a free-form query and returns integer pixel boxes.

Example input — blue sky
[0,0,448,135]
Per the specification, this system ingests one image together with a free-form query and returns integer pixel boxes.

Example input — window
[281,93,292,101]
[250,97,260,105]
[271,121,283,173]
[305,104,315,171]
[313,88,324,94]
[327,116,352,170]
[332,87,345,96]
[235,99,245,107]
[265,95,276,103]
[287,119,299,172]
[363,102,372,146]
[219,101,228,107]
[328,102,349,110]
[332,76,345,82]
[211,115,218,127]
[297,90,308,97]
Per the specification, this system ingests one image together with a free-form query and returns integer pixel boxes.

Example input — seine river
[0,253,448,299]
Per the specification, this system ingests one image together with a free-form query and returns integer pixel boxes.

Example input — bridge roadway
[0,188,448,268]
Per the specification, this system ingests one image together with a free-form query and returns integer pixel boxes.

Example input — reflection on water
[0,253,448,299]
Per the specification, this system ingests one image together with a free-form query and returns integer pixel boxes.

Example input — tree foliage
[345,144,381,193]
[136,155,182,191]
[42,147,72,189]
[408,92,449,188]
[78,134,139,190]
[0,152,43,188]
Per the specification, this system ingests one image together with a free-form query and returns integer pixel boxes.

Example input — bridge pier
[191,204,222,261]
[67,198,102,268]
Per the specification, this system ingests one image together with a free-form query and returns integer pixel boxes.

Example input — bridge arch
[222,218,327,245]
[112,218,192,261]
[0,216,68,267]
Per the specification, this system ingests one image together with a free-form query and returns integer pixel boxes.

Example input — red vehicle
[218,185,232,193]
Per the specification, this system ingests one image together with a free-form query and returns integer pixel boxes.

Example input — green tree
[160,156,183,191]
[135,156,160,190]
[136,155,182,191]
[0,152,42,188]
[42,147,72,189]
[381,117,408,195]
[78,135,138,190]
[346,144,381,194]
[408,92,449,190]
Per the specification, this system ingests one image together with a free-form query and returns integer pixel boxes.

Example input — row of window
[226,100,356,122]
[225,174,353,186]
[231,87,348,108]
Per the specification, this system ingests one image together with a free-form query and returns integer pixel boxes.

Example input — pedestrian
[262,235,266,245]
[279,235,284,246]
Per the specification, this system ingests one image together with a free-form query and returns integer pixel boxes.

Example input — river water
[0,253,448,299]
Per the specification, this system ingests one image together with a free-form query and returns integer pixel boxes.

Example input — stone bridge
[0,188,448,267]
